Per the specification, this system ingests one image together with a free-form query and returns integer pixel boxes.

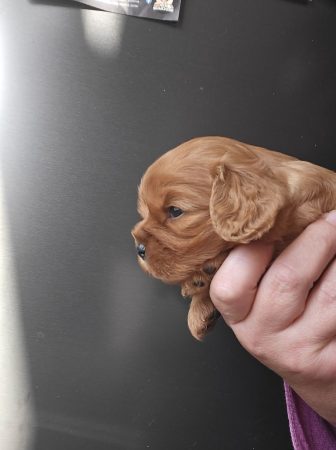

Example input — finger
[210,242,274,325]
[249,213,336,332]
[297,257,336,342]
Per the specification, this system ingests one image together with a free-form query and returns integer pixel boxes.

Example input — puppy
[132,137,336,340]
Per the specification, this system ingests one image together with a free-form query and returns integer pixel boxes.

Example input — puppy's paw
[203,252,230,274]
[181,275,208,298]
[187,294,220,341]
[181,253,229,299]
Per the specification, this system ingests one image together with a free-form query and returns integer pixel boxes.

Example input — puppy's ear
[210,146,286,244]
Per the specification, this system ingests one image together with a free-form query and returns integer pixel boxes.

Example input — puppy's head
[132,136,288,285]
[132,138,232,283]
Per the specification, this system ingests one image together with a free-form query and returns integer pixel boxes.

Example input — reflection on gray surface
[0,170,34,450]
[81,9,126,57]
[1,0,335,449]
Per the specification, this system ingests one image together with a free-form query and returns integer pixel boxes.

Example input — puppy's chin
[138,256,188,284]
[137,256,168,282]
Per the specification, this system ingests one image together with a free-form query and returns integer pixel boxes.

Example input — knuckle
[267,262,305,294]
[209,280,240,309]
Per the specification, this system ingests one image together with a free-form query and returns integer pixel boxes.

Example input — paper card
[72,0,181,22]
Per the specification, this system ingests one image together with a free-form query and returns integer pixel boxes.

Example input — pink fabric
[284,382,336,450]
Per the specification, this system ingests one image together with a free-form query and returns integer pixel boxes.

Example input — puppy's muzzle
[136,243,146,260]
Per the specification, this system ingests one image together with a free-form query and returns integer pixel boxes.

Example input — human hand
[210,211,336,425]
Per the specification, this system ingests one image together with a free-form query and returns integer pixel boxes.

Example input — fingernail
[324,210,336,226]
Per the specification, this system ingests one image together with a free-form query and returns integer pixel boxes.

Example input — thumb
[210,242,273,325]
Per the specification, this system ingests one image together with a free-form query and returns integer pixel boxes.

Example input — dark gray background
[1,0,335,449]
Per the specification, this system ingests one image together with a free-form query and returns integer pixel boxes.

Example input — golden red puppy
[132,137,336,340]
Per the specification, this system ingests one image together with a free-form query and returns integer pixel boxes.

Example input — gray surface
[1,0,336,449]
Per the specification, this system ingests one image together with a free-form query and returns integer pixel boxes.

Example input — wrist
[287,379,336,426]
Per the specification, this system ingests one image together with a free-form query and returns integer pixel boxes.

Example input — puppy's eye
[168,206,184,219]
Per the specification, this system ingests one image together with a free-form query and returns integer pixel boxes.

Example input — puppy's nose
[136,243,146,260]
